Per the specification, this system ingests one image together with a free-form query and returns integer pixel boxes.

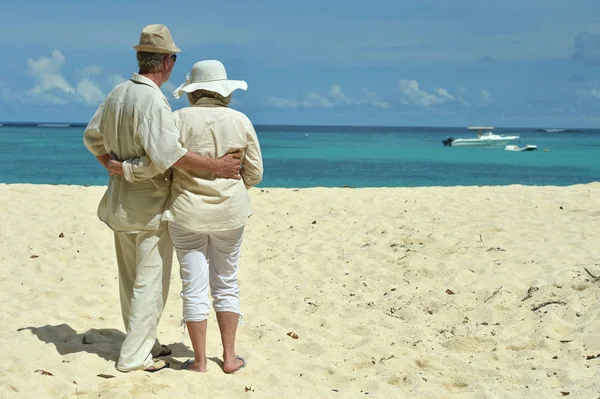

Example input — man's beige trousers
[113,225,173,371]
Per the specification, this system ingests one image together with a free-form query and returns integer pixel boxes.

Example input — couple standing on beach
[83,24,263,374]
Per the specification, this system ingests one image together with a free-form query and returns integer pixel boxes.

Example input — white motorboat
[504,141,537,152]
[442,126,519,147]
[504,144,537,152]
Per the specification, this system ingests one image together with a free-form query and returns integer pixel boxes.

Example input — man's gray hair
[136,52,166,73]
[188,89,231,106]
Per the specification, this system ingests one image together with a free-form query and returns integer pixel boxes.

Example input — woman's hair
[136,52,166,74]
[188,89,231,106]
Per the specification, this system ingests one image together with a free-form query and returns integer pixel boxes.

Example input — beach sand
[1,183,599,398]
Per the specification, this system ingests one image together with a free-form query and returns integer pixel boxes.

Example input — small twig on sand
[484,286,502,303]
[379,354,396,363]
[584,267,599,281]
[521,286,538,302]
[531,301,566,312]
[479,234,483,242]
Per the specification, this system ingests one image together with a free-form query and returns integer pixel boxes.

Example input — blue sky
[1,0,600,127]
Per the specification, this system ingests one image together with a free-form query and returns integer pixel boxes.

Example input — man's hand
[212,151,242,180]
[107,152,124,176]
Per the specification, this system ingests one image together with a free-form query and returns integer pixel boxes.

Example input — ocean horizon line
[0,121,594,132]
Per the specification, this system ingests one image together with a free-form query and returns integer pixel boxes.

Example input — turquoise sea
[0,123,598,188]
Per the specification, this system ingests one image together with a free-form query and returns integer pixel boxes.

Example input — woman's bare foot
[223,355,246,374]
[182,359,207,373]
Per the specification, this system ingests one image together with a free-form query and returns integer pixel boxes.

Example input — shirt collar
[130,73,161,91]
[193,97,228,107]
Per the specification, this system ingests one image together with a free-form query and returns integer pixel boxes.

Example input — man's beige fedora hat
[133,24,181,54]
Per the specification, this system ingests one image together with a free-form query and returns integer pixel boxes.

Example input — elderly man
[83,24,241,373]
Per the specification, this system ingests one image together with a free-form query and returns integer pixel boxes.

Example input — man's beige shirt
[83,73,187,232]
[123,97,263,231]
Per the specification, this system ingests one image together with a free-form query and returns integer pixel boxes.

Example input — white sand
[1,183,599,398]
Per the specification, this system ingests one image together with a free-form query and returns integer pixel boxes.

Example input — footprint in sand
[444,381,469,392]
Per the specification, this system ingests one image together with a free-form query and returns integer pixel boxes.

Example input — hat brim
[133,44,182,53]
[173,80,248,99]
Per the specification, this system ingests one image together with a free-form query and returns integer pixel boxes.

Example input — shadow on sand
[17,324,194,367]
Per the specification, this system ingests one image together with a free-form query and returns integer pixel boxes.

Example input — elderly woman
[112,60,263,374]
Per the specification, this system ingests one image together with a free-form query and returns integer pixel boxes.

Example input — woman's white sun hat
[173,60,247,99]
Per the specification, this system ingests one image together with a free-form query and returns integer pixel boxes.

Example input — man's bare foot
[223,355,246,374]
[181,359,207,373]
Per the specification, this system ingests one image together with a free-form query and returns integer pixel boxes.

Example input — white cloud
[108,74,127,88]
[26,50,75,97]
[330,85,358,105]
[76,78,105,105]
[306,91,335,108]
[398,79,452,107]
[77,65,126,88]
[15,50,131,106]
[78,65,104,78]
[267,85,389,109]
[361,88,390,109]
[266,96,302,109]
[35,92,69,105]
[455,87,471,106]
[435,88,455,101]
[397,80,491,108]
[267,80,487,111]
[267,91,333,109]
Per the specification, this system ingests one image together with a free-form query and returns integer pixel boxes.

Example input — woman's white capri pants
[168,222,245,322]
